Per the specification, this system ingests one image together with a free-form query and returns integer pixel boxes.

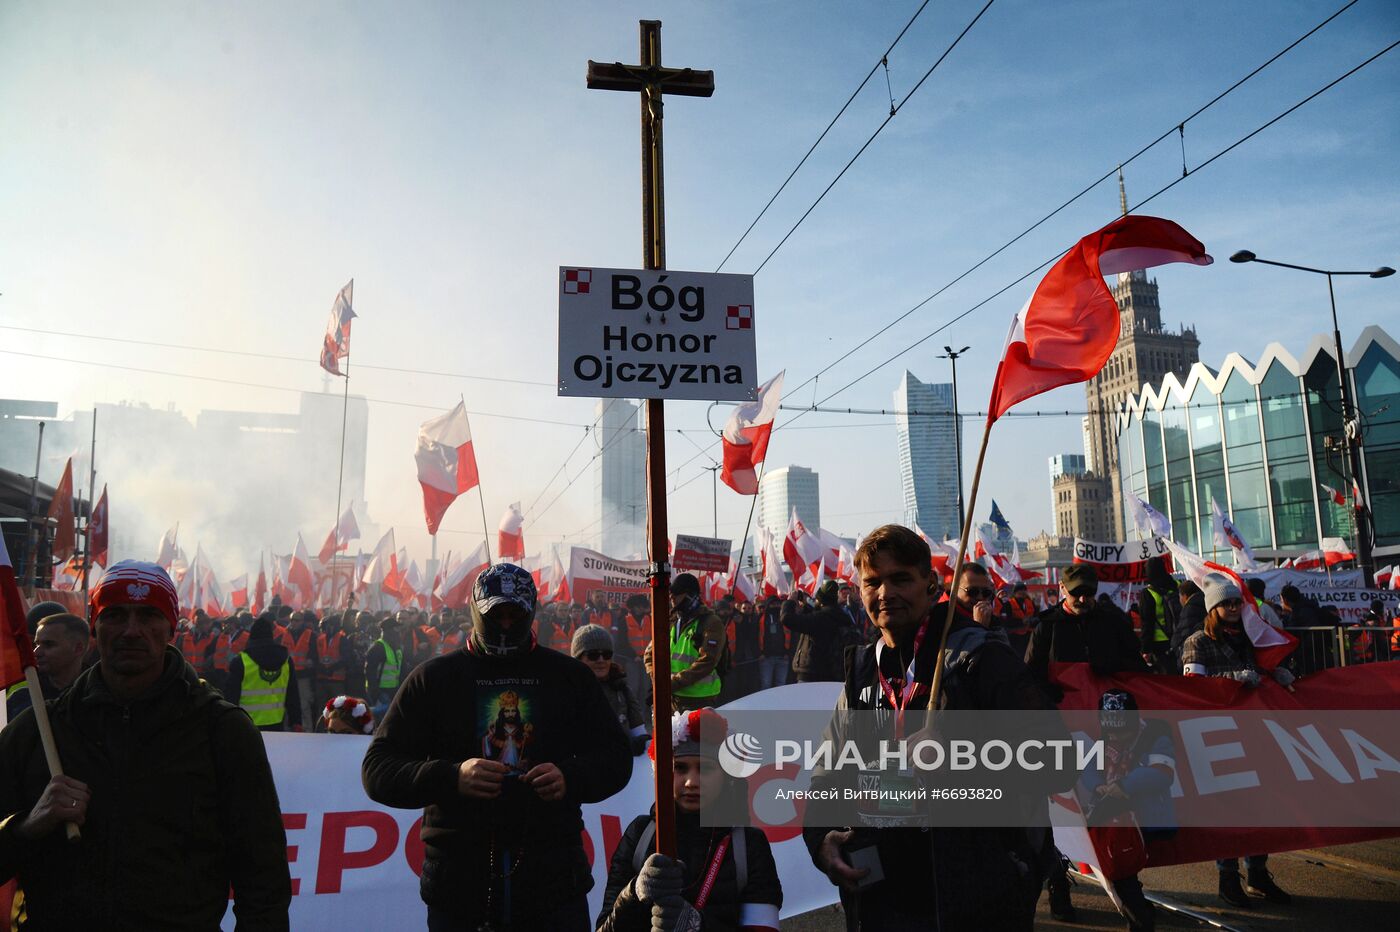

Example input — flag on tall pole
[319,279,356,376]
[156,524,179,570]
[415,402,482,535]
[720,371,784,494]
[498,503,525,562]
[47,457,76,562]
[987,216,1212,423]
[1320,483,1347,507]
[319,503,361,564]
[89,485,109,568]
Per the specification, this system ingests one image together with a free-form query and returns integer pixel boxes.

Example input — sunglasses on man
[961,587,996,600]
[1066,586,1098,599]
[583,649,614,661]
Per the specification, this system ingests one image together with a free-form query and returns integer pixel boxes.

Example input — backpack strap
[731,827,747,892]
[632,818,658,874]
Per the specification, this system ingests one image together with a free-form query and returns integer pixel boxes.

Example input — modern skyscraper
[893,371,960,540]
[593,398,646,557]
[757,465,820,534]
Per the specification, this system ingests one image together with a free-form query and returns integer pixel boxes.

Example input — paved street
[783,839,1400,930]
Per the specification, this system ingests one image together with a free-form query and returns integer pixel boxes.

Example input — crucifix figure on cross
[587,20,713,860]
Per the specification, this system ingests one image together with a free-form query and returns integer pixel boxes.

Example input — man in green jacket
[0,560,291,930]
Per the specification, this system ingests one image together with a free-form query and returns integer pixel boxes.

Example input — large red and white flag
[783,508,824,586]
[89,484,109,568]
[229,574,250,610]
[721,371,784,495]
[549,545,571,605]
[47,457,76,562]
[1374,565,1394,589]
[319,279,356,376]
[416,402,481,535]
[254,553,268,614]
[289,534,316,607]
[441,541,490,610]
[318,503,361,564]
[728,558,757,603]
[498,503,525,562]
[988,215,1211,422]
[1210,497,1261,571]
[1,533,35,692]
[759,527,790,597]
[156,524,179,570]
[1161,538,1295,670]
[361,529,399,596]
[1320,483,1347,507]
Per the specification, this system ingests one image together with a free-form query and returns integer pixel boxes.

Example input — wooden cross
[587,21,713,860]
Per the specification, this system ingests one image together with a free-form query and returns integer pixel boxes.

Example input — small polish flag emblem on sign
[726,305,752,330]
[563,268,592,295]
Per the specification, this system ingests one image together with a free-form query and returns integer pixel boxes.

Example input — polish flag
[783,508,823,586]
[913,525,957,583]
[416,402,481,535]
[288,534,316,607]
[1320,483,1347,507]
[728,558,757,603]
[1,532,36,692]
[550,545,571,604]
[89,485,109,568]
[320,279,356,376]
[318,503,361,564]
[229,574,249,610]
[47,457,76,562]
[441,541,490,610]
[1292,550,1324,571]
[988,215,1211,423]
[156,524,179,570]
[1376,566,1394,589]
[1320,537,1356,566]
[816,528,845,577]
[254,554,268,614]
[720,371,784,495]
[362,529,399,596]
[759,527,790,597]
[1161,538,1295,671]
[401,561,426,609]
[498,503,525,562]
[1351,479,1364,509]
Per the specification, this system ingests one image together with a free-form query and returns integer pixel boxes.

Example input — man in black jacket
[1170,579,1205,665]
[225,616,303,732]
[783,581,857,682]
[0,560,290,930]
[362,562,632,930]
[804,526,1069,930]
[1137,557,1179,671]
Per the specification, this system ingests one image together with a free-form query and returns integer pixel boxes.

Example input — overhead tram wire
[522,397,623,519]
[751,0,999,276]
[713,0,936,272]
[521,399,648,533]
[662,28,1398,492]
[769,0,1361,410]
[0,324,555,389]
[804,33,1400,416]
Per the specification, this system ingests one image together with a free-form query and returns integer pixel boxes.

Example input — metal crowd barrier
[1282,625,1400,674]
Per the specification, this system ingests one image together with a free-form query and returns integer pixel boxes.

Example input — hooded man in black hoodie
[225,616,303,732]
[362,562,632,931]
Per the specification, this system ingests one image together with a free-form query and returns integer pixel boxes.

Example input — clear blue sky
[2,0,1397,570]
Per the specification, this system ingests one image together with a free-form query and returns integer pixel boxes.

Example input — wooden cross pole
[587,20,713,859]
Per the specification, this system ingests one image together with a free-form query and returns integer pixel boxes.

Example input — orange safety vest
[438,629,466,655]
[317,631,346,683]
[412,625,441,660]
[216,631,250,672]
[287,628,314,672]
[1391,618,1400,652]
[1008,597,1036,621]
[274,624,292,650]
[548,618,573,653]
[178,631,218,675]
[625,613,650,658]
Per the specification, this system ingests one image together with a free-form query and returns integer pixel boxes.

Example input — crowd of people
[3,535,1397,930]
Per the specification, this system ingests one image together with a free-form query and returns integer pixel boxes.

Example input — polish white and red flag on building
[361,529,398,596]
[415,402,481,536]
[319,279,356,376]
[498,503,525,562]
[156,524,179,570]
[1320,483,1348,507]
[89,485,109,568]
[319,503,361,564]
[440,541,490,609]
[987,215,1211,423]
[783,508,824,586]
[1161,538,1295,670]
[229,574,249,610]
[289,534,316,607]
[720,371,784,495]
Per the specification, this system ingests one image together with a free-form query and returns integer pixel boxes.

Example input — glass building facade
[1114,327,1400,559]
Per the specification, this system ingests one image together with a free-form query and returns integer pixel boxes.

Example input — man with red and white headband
[0,560,291,930]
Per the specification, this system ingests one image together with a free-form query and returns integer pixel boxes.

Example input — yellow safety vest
[1145,589,1170,643]
[237,653,290,727]
[376,639,402,690]
[669,619,721,699]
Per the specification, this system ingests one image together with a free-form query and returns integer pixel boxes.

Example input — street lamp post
[1229,250,1394,579]
[938,345,971,535]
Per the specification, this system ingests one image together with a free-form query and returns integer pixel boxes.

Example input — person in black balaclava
[362,562,632,931]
